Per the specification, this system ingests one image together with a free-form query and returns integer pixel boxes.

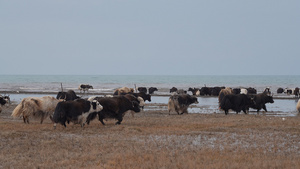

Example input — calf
[51,99,102,128]
[87,96,140,125]
[168,94,198,115]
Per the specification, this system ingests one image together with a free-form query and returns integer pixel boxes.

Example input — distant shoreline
[1,90,299,100]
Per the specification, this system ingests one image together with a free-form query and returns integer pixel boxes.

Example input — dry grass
[1,104,300,169]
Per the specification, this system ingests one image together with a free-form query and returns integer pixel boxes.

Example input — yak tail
[11,102,23,117]
[86,112,98,125]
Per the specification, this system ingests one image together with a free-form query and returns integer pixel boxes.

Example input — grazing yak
[297,99,300,112]
[51,99,103,128]
[148,87,158,94]
[56,90,80,101]
[78,84,93,93]
[219,94,253,115]
[87,95,141,125]
[11,96,63,124]
[113,87,135,95]
[218,87,233,103]
[249,93,274,113]
[168,94,198,115]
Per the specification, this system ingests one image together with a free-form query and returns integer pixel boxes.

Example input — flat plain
[1,103,300,169]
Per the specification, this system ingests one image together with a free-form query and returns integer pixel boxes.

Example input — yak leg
[242,108,248,114]
[180,106,188,115]
[23,116,27,123]
[256,109,261,114]
[115,115,123,125]
[262,104,268,112]
[40,113,46,124]
[175,105,180,115]
[225,110,229,115]
[99,115,106,125]
[256,106,261,114]
[23,116,29,124]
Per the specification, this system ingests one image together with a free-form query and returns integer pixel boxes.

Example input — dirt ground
[1,103,300,169]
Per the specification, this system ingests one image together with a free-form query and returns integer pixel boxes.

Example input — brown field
[1,103,300,169]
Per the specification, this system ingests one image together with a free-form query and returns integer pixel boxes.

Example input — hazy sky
[1,1,299,75]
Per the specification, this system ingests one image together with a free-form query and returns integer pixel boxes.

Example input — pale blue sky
[1,0,299,75]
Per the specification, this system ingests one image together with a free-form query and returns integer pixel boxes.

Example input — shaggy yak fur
[218,87,233,103]
[168,94,199,115]
[297,99,300,113]
[11,96,63,124]
[113,87,135,95]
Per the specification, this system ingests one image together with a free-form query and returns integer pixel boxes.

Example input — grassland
[1,103,300,169]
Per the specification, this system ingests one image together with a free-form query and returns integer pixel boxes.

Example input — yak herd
[2,85,300,129]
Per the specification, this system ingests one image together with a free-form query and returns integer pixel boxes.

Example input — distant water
[1,75,299,94]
